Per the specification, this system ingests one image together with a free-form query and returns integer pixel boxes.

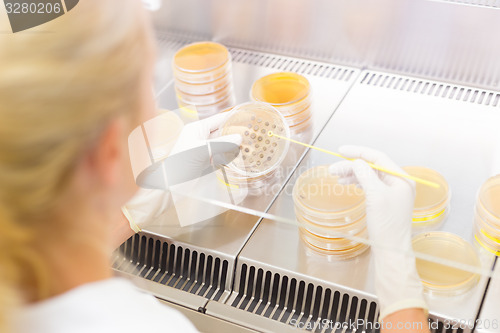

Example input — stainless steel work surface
[159,300,260,333]
[476,259,500,333]
[205,301,301,333]
[144,34,360,257]
[114,34,361,309]
[235,70,500,326]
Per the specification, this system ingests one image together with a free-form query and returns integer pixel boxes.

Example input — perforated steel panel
[115,34,361,320]
[115,29,499,331]
[113,233,230,302]
[228,264,379,333]
[360,72,500,107]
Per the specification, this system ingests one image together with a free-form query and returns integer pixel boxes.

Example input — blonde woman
[0,0,205,331]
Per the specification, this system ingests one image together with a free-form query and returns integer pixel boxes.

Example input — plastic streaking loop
[267,131,440,189]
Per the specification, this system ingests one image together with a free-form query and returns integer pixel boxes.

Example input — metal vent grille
[229,264,379,332]
[112,234,229,302]
[155,34,355,81]
[360,72,500,107]
[157,36,187,52]
[228,264,465,333]
[229,48,356,81]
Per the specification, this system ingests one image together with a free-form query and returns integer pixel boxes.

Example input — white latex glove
[169,112,241,169]
[123,113,241,232]
[329,146,428,320]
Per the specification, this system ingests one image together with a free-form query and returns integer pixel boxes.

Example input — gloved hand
[329,145,427,320]
[123,112,241,232]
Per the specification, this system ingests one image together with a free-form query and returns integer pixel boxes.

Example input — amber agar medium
[251,72,313,132]
[173,41,235,117]
[173,41,229,73]
[293,165,369,259]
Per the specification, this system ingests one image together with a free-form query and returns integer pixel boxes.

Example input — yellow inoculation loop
[267,131,440,189]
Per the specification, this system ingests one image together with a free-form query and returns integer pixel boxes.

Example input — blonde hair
[0,0,154,330]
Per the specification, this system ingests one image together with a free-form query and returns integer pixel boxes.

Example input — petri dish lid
[412,232,480,295]
[293,165,365,214]
[284,107,312,126]
[221,102,290,177]
[301,234,370,260]
[300,226,368,251]
[474,211,500,245]
[294,200,366,226]
[270,96,312,117]
[474,218,500,253]
[403,166,450,213]
[411,206,449,228]
[177,94,235,119]
[297,212,366,238]
[175,85,233,105]
[251,72,310,106]
[174,72,232,95]
[173,41,230,73]
[477,175,500,223]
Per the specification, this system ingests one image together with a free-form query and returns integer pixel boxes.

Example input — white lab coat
[13,278,198,333]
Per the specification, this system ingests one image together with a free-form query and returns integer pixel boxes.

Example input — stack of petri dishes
[474,175,500,254]
[251,72,312,134]
[413,232,480,295]
[218,102,290,194]
[173,41,235,118]
[403,166,450,232]
[293,165,369,259]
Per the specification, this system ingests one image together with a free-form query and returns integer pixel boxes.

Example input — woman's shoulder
[13,278,198,333]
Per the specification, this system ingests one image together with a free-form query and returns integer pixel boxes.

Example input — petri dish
[174,72,232,95]
[173,41,232,84]
[284,107,312,127]
[475,203,500,234]
[251,72,310,106]
[221,102,290,177]
[412,232,480,295]
[477,175,500,226]
[251,72,312,118]
[293,165,365,219]
[294,201,365,226]
[300,226,368,251]
[177,94,235,119]
[301,234,370,260]
[403,166,450,226]
[288,113,312,134]
[217,167,279,192]
[175,85,233,105]
[297,212,366,238]
[474,211,500,252]
[174,41,229,73]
